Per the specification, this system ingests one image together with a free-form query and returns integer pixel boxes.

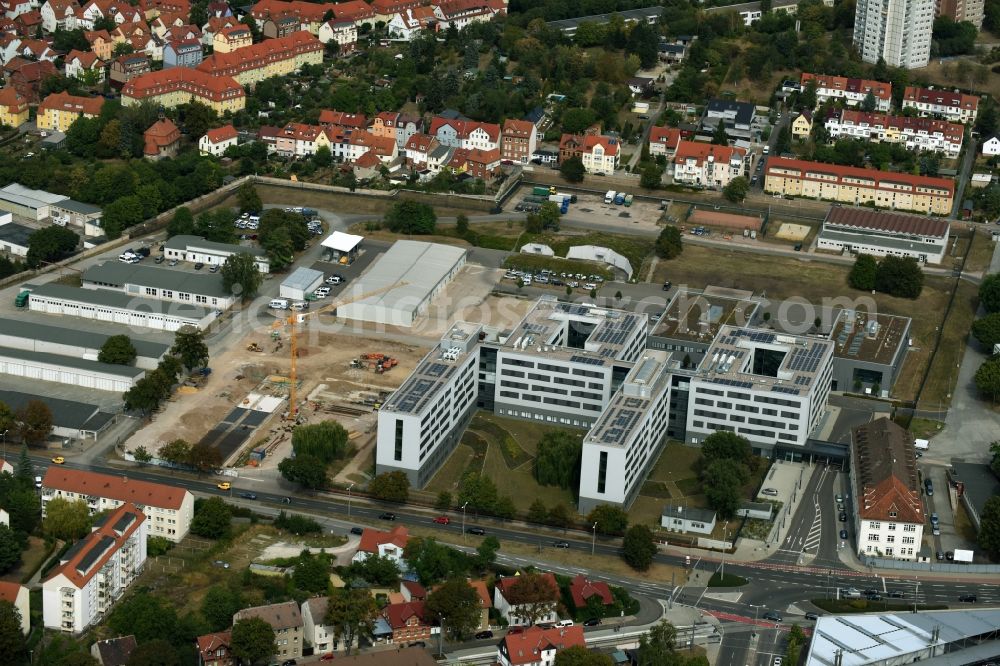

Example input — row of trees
[123,327,209,414]
[848,254,924,299]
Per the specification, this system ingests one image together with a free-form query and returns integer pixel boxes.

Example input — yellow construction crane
[272,282,405,419]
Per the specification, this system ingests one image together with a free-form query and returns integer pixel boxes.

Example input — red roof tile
[319,108,367,128]
[765,157,955,197]
[568,575,612,608]
[382,601,427,630]
[196,30,321,77]
[800,72,891,102]
[500,626,585,666]
[122,67,244,101]
[674,139,743,165]
[42,467,189,509]
[205,123,237,143]
[358,525,408,553]
[851,418,924,524]
[39,91,103,116]
[903,86,979,112]
[649,126,681,150]
[825,206,950,239]
[43,503,145,589]
[0,581,25,604]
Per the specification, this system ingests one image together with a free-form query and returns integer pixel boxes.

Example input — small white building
[279,267,324,301]
[302,596,357,655]
[493,573,559,626]
[351,525,409,565]
[198,124,237,156]
[321,231,363,264]
[0,221,34,257]
[163,234,269,273]
[42,503,147,633]
[497,625,586,666]
[0,581,29,635]
[661,505,717,535]
[982,136,1000,156]
[41,468,195,542]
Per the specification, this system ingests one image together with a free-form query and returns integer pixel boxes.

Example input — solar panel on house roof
[76,536,115,574]
[772,386,800,395]
[570,355,605,366]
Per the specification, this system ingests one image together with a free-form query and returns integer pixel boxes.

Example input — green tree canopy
[874,256,924,299]
[191,497,232,539]
[622,523,657,571]
[703,458,749,518]
[426,577,482,640]
[534,430,583,490]
[126,639,180,666]
[171,326,209,371]
[722,176,749,203]
[973,313,1000,350]
[368,471,410,502]
[16,399,52,445]
[348,553,400,586]
[293,550,332,594]
[0,600,25,664]
[167,207,195,238]
[43,497,93,541]
[587,504,629,536]
[981,274,1000,313]
[555,645,614,666]
[979,495,1000,559]
[384,200,437,234]
[26,226,80,269]
[655,226,683,259]
[0,526,21,574]
[98,335,137,365]
[221,252,263,302]
[200,585,243,632]
[278,454,328,489]
[231,617,276,666]
[291,420,351,463]
[701,431,753,467]
[849,254,878,291]
[560,156,586,183]
[324,588,378,655]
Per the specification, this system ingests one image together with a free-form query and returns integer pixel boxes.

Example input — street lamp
[347,483,355,518]
[591,522,598,556]
[461,501,469,538]
[749,604,764,638]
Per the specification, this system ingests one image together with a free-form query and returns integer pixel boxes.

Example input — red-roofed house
[381,601,432,643]
[352,525,408,565]
[902,85,979,124]
[371,0,423,23]
[144,116,181,159]
[0,86,29,128]
[429,117,500,151]
[825,109,964,157]
[196,630,234,666]
[497,625,586,666]
[84,29,114,59]
[568,575,613,609]
[493,573,559,626]
[385,5,434,40]
[672,140,747,188]
[501,118,536,164]
[433,0,504,31]
[319,108,367,130]
[64,49,105,81]
[348,129,398,163]
[196,30,322,87]
[649,126,681,158]
[2,58,56,102]
[400,579,427,602]
[0,581,28,634]
[41,468,194,542]
[37,91,103,132]
[122,67,245,113]
[799,72,892,112]
[41,503,147,633]
[199,123,237,155]
[109,52,151,88]
[464,147,501,180]
[212,23,251,52]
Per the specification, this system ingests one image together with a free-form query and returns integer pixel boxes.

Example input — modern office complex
[853,0,934,69]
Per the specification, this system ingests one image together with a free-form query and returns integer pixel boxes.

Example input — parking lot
[506,187,665,231]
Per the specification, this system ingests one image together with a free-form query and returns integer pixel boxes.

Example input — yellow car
[51,456,65,464]
[217,481,231,491]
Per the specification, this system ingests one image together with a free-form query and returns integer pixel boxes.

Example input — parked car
[839,529,848,539]
[154,255,165,263]
[239,492,257,500]
[209,265,219,273]
[51,456,65,464]
[958,594,977,603]
[378,512,396,521]
[761,488,779,496]
[888,591,905,598]
[804,612,819,621]
[475,630,494,639]
[213,560,230,569]
[930,513,939,525]
[936,550,945,561]
[839,512,847,522]
[169,259,179,266]
[553,540,570,549]
[583,618,602,627]
[194,262,204,270]
[946,551,955,561]
[350,527,364,535]
[762,611,782,622]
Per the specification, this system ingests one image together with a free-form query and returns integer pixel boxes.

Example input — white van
[291,301,309,311]
[269,299,289,309]
[555,620,574,628]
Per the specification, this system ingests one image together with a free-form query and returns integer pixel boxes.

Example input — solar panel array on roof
[593,313,638,348]
[561,304,591,316]
[425,362,447,378]
[623,397,645,409]
[794,375,811,386]
[848,334,863,356]
[715,378,754,389]
[77,536,115,574]
[397,378,435,413]
[111,512,135,534]
[570,355,605,366]
[787,342,826,374]
[772,386,801,395]
[522,323,547,334]
[599,408,642,444]
[739,330,776,344]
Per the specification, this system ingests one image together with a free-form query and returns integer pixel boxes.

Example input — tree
[435,491,452,511]
[167,207,195,238]
[126,639,180,666]
[555,646,614,666]
[874,256,924,299]
[560,156,585,183]
[0,403,13,446]
[132,445,152,465]
[588,504,629,536]
[973,313,1000,350]
[861,90,877,112]
[640,164,662,190]
[26,225,79,269]
[426,577,482,640]
[455,214,469,236]
[506,573,559,625]
[849,254,878,291]
[220,252,262,302]
[237,182,262,214]
[976,356,1000,401]
[0,601,24,664]
[475,535,500,571]
[655,226,683,259]
[710,120,730,146]
[191,497,232,538]
[278,454,328,489]
[0,526,21,574]
[384,200,436,234]
[528,498,548,524]
[197,583,243,630]
[159,439,191,465]
[536,202,561,231]
[98,335,137,365]
[293,550,331,594]
[534,431,582,490]
[403,537,466,584]
[324,588,378,655]
[703,459,749,518]
[548,504,571,528]
[16,399,52,445]
[231,617,276,666]
[349,553,400,586]
[978,495,1000,559]
[171,326,209,370]
[701,431,752,467]
[774,126,791,155]
[188,442,222,473]
[622,524,657,571]
[291,420,351,463]
[43,497,92,540]
[981,274,1000,313]
[722,176,749,203]
[638,621,678,666]
[368,471,409,502]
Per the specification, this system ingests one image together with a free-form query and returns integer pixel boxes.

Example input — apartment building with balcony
[902,86,979,124]
[824,110,963,157]
[672,141,747,188]
[42,503,147,633]
[41,468,194,542]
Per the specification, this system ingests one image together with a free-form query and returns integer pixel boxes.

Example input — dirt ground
[774,223,811,241]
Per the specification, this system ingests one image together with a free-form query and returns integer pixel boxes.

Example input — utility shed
[337,241,466,327]
[279,267,324,300]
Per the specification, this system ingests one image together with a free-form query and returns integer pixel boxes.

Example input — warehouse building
[0,221,34,257]
[685,327,834,452]
[0,346,144,392]
[0,390,116,441]
[338,241,466,328]
[0,184,102,233]
[578,351,672,513]
[52,199,103,236]
[163,235,269,273]
[817,206,951,265]
[82,261,237,310]
[0,318,169,370]
[25,283,217,331]
[321,231,363,264]
[279,267,323,301]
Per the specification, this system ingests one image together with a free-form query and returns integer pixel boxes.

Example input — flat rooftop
[694,326,834,396]
[830,310,910,365]
[381,322,482,416]
[0,317,169,359]
[818,228,947,256]
[652,287,759,343]
[503,297,646,363]
[27,283,214,319]
[586,352,670,448]
[82,261,233,299]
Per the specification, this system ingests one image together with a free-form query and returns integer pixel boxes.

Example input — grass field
[918,280,979,410]
[630,442,705,529]
[653,244,966,404]
[964,229,996,276]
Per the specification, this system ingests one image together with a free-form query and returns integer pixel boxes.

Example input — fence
[863,557,1000,574]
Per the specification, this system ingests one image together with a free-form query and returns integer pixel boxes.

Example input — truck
[14,291,28,308]
[614,192,626,205]
[914,438,929,451]
[549,194,570,204]
[953,549,974,563]
[533,186,556,196]
[624,194,634,207]
[605,190,616,204]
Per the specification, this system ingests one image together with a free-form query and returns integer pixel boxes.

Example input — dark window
[597,452,608,494]
[394,419,404,461]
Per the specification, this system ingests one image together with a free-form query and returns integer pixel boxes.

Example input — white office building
[578,352,671,513]
[853,0,934,69]
[41,468,195,542]
[42,503,147,633]
[376,322,481,487]
[685,327,834,452]
[81,261,238,310]
[163,235,270,273]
